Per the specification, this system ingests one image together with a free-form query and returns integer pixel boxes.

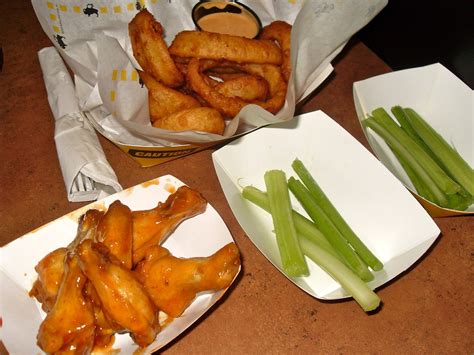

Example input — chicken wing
[76,239,159,348]
[37,254,95,354]
[84,281,122,350]
[135,242,241,317]
[95,200,133,269]
[67,208,104,251]
[132,186,207,265]
[29,247,67,313]
[30,209,104,312]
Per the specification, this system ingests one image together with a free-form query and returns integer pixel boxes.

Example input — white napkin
[38,47,122,202]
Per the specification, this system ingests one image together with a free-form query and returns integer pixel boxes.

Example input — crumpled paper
[38,47,122,202]
[32,0,387,146]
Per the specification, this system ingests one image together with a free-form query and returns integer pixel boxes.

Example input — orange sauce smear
[164,182,177,194]
[141,178,161,188]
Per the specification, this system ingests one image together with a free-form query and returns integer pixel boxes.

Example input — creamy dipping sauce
[197,11,260,38]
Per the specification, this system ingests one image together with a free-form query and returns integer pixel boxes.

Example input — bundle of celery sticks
[363,107,473,211]
[242,159,383,313]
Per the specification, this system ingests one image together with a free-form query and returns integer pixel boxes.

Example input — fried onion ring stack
[129,9,292,135]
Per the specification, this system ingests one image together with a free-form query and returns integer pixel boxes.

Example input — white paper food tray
[353,63,473,217]
[212,110,440,300]
[0,175,239,354]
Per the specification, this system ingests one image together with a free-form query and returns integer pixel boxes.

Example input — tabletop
[1,2,473,355]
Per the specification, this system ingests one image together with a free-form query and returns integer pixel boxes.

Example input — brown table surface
[1,2,473,355]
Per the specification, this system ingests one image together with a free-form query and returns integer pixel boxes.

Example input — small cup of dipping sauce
[192,0,262,39]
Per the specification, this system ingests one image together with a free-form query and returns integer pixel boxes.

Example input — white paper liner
[32,0,387,147]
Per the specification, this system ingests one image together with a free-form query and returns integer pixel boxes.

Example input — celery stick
[288,177,374,282]
[292,159,384,272]
[299,237,381,312]
[371,108,461,196]
[264,170,309,277]
[395,148,473,210]
[446,190,473,211]
[403,107,474,196]
[391,106,439,163]
[363,116,449,206]
[391,106,472,209]
[242,185,339,258]
[391,148,439,204]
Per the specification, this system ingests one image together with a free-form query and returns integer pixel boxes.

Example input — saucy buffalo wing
[77,240,160,348]
[135,242,240,317]
[131,185,207,265]
[37,254,95,354]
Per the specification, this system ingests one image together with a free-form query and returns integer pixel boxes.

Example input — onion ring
[259,21,292,82]
[129,9,184,88]
[214,74,269,101]
[152,107,225,135]
[187,58,287,117]
[139,71,200,123]
[169,31,283,65]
